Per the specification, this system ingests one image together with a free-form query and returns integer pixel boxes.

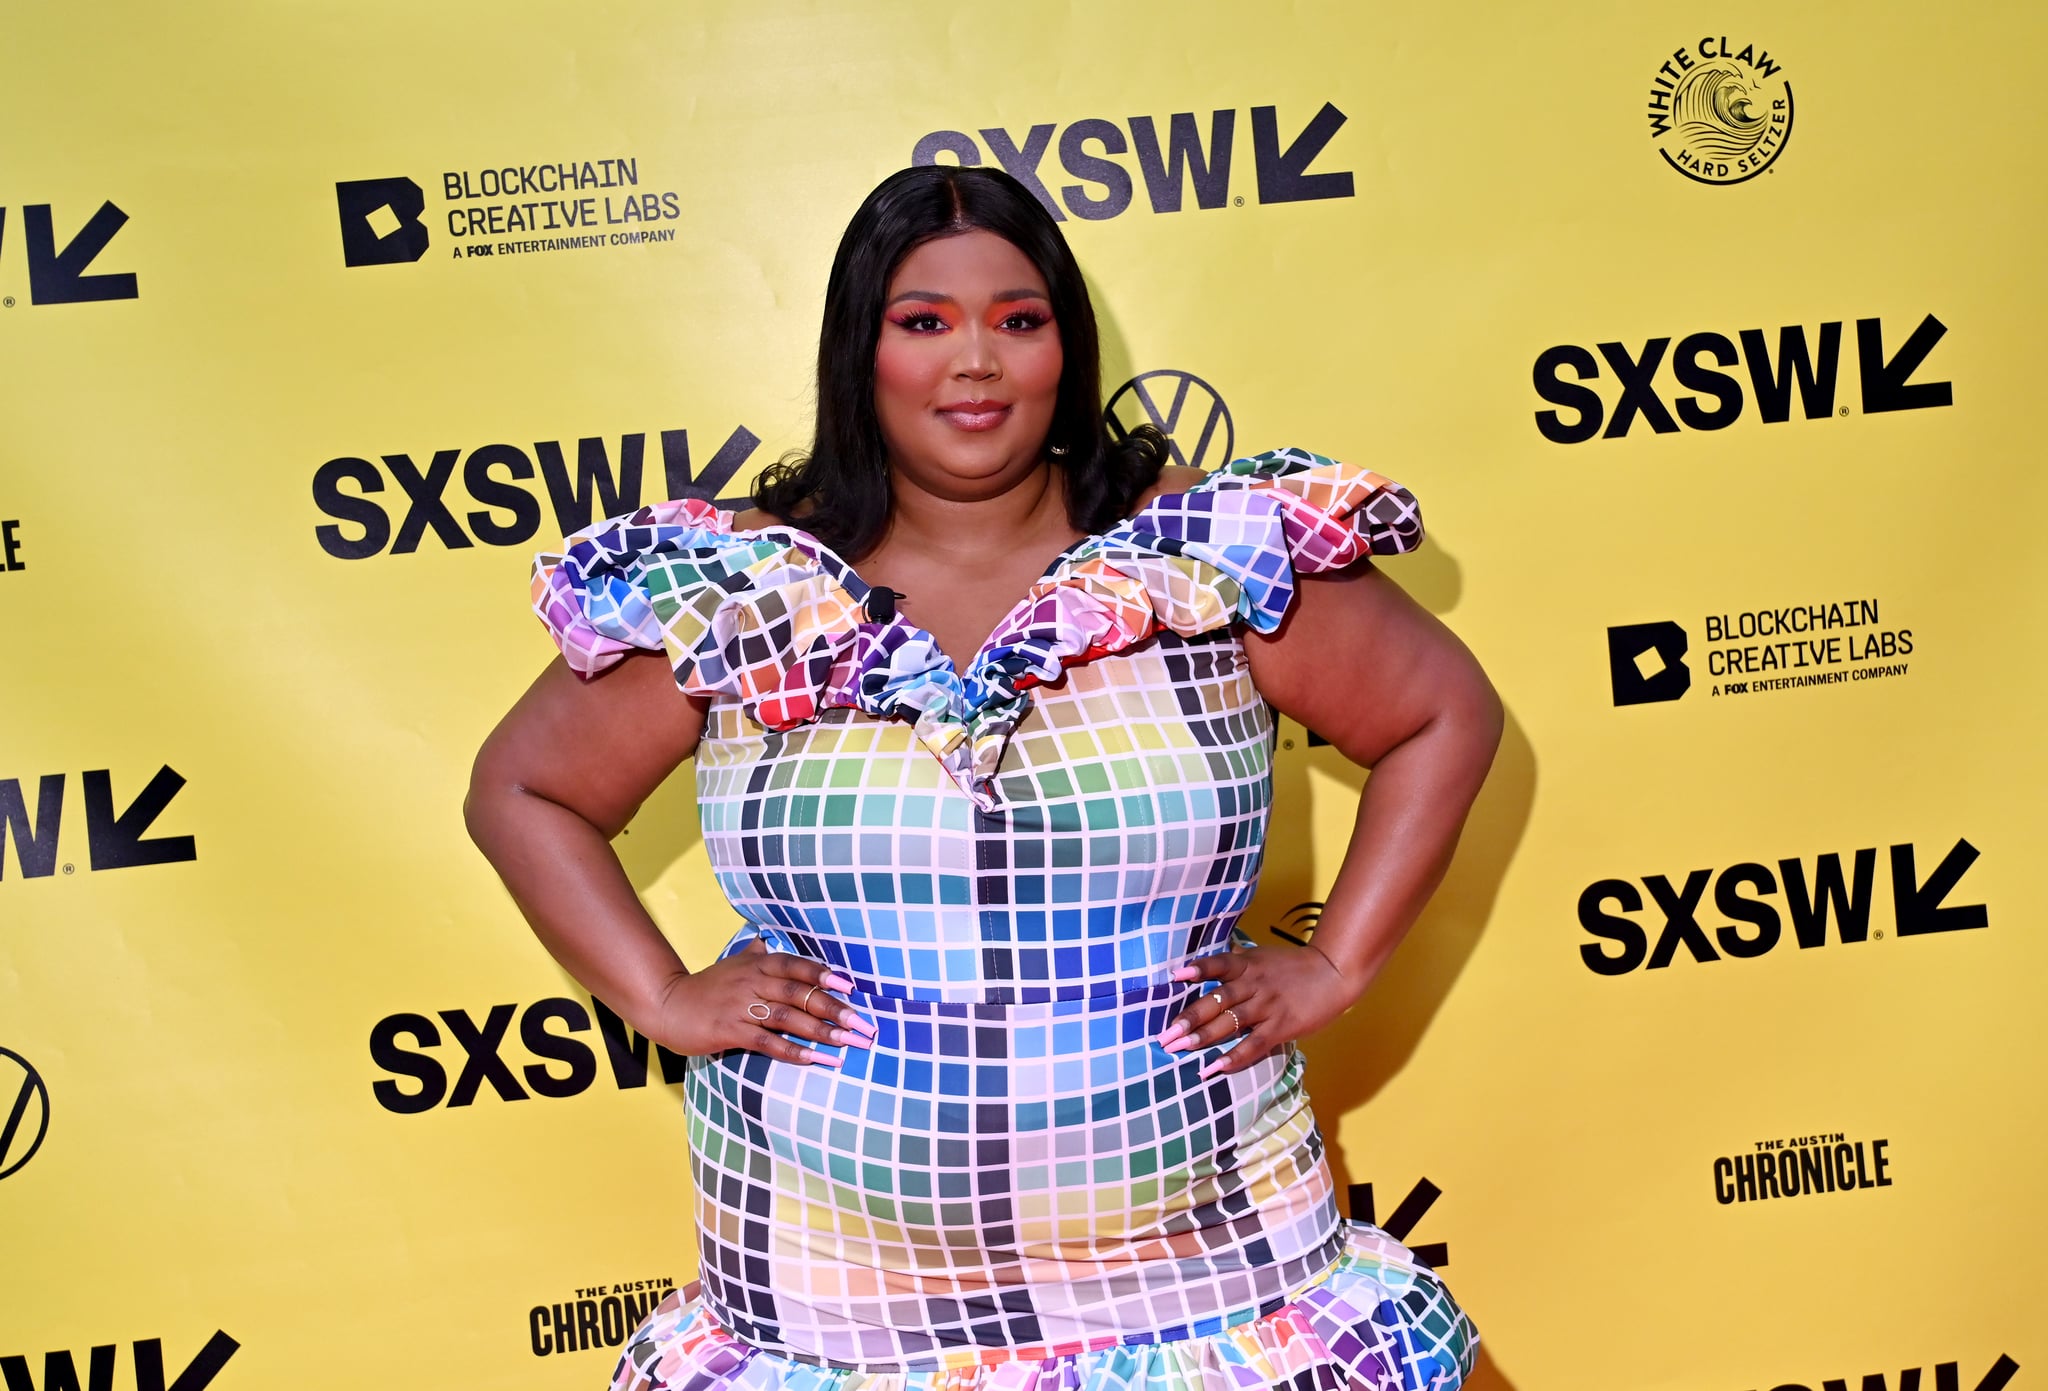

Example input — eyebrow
[884,287,1050,308]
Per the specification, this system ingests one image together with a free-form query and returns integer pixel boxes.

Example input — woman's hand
[1160,941,1364,1079]
[653,941,875,1066]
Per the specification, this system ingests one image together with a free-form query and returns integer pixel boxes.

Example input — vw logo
[0,1047,50,1180]
[1105,370,1234,472]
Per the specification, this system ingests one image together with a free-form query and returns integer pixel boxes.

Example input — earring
[1048,444,1069,457]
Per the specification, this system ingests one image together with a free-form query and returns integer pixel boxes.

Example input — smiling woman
[467,164,1500,1391]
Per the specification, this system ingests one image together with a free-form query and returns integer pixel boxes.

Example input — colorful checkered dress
[532,449,1477,1390]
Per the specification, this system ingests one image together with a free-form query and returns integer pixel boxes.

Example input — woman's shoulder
[1129,465,1208,513]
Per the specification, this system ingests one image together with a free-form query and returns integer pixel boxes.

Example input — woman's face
[873,229,1064,502]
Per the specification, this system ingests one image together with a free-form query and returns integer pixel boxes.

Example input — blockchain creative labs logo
[1606,596,1916,706]
[1645,37,1792,184]
[1711,1130,1893,1207]
[528,1277,676,1358]
[336,156,681,267]
[1105,370,1234,472]
[0,1047,51,1180]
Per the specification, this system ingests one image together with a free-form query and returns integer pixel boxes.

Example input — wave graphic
[1672,62,1769,158]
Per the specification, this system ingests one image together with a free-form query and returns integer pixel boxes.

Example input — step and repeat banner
[4,3,2042,1389]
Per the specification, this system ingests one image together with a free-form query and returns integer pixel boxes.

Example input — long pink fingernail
[842,1013,877,1038]
[823,972,856,992]
[804,1049,842,1068]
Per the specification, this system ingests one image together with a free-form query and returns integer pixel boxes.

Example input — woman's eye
[1001,312,1050,332]
[891,312,946,333]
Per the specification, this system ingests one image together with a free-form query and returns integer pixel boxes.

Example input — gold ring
[746,1001,772,1022]
[1223,1007,1242,1036]
[800,985,822,1012]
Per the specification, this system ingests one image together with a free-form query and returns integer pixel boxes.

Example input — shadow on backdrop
[1253,539,1532,1391]
[617,764,707,899]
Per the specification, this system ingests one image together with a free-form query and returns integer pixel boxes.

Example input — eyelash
[887,309,1052,334]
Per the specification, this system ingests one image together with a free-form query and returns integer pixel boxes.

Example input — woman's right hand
[652,940,876,1066]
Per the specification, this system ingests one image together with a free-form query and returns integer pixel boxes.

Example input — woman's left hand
[1160,941,1366,1078]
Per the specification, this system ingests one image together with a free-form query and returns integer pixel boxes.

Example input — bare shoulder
[1131,466,1208,511]
[728,505,784,531]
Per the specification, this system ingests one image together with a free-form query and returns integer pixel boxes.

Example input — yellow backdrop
[3,3,2042,1389]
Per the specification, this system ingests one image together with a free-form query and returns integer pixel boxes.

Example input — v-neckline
[727,509,1138,682]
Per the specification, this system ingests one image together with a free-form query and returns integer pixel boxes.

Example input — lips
[936,400,1012,432]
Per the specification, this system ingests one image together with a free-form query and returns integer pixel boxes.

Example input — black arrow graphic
[1891,838,1987,936]
[25,201,139,305]
[1251,103,1355,204]
[84,765,197,871]
[1346,1179,1448,1268]
[1858,314,1953,414]
[1935,1356,2021,1391]
[133,1330,240,1391]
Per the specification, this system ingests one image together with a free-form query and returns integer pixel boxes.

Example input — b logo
[1105,370,1234,471]
[336,177,429,267]
[0,1047,50,1180]
[1607,621,1691,705]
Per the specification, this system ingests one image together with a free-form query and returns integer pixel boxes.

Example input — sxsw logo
[0,202,138,304]
[913,103,1353,221]
[1748,1354,2018,1391]
[311,425,758,559]
[369,996,694,1113]
[335,177,429,266]
[1,1333,238,1391]
[1533,314,1952,442]
[1578,837,1988,975]
[1608,621,1691,705]
[0,767,196,880]
[1104,370,1233,470]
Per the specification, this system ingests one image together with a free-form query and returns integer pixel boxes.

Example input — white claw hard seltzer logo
[1646,38,1793,185]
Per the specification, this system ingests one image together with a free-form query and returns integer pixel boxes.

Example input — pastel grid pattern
[532,450,1475,1390]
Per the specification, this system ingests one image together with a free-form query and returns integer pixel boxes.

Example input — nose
[950,322,1002,381]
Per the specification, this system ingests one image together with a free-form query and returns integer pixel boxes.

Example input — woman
[468,165,1501,1390]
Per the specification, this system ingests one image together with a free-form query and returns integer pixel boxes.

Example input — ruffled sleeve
[1026,446,1421,662]
[528,497,867,697]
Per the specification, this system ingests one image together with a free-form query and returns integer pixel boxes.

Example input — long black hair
[752,165,1166,559]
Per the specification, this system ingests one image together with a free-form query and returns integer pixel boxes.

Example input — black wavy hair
[752,164,1166,559]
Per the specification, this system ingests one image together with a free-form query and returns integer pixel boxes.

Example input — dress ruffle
[531,447,1421,808]
[610,1222,1473,1391]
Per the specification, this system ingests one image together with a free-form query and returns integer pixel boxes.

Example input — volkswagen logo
[0,1047,50,1180]
[1105,370,1234,472]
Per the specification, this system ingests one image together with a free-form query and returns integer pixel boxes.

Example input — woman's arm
[464,651,869,1064]
[1161,562,1502,1075]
